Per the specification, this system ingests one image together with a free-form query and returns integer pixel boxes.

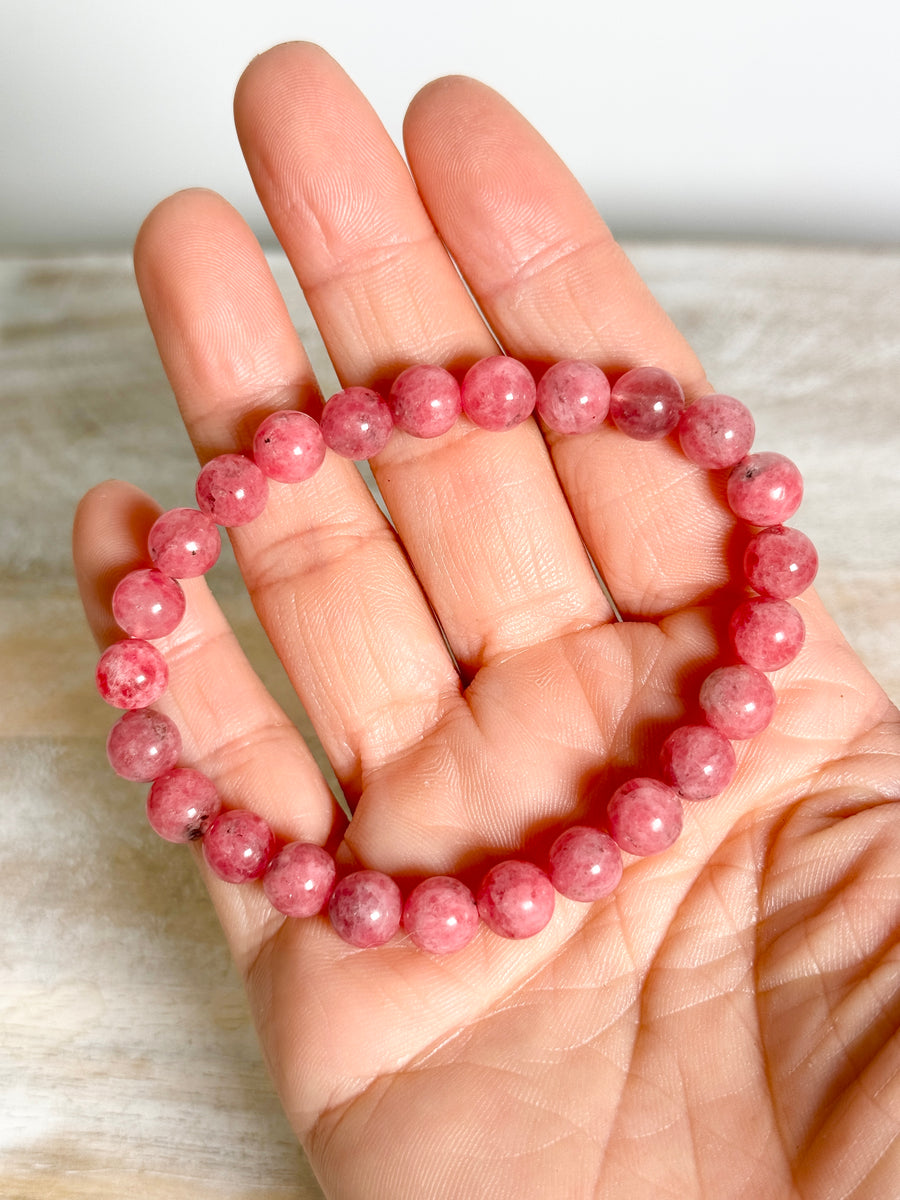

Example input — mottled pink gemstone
[727,452,803,526]
[202,809,275,884]
[146,767,221,842]
[476,860,555,939]
[195,453,268,527]
[263,842,336,918]
[659,724,737,800]
[609,366,685,440]
[535,359,611,435]
[548,826,623,901]
[699,664,777,739]
[388,364,462,438]
[112,568,186,639]
[320,387,394,459]
[402,875,479,954]
[252,410,326,483]
[729,596,806,670]
[677,393,755,469]
[148,507,221,578]
[328,870,402,948]
[106,708,181,781]
[96,638,169,709]
[744,525,818,599]
[460,356,536,431]
[606,778,683,856]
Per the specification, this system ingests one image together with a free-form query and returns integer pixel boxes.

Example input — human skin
[73,41,900,1200]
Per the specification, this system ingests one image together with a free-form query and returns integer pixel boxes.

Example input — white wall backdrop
[2,0,898,248]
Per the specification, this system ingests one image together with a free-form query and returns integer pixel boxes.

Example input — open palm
[74,43,900,1200]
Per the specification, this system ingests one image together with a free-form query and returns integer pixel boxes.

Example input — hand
[73,42,900,1199]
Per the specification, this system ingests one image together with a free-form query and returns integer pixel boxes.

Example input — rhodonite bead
[402,876,480,954]
[263,842,336,918]
[112,568,186,639]
[743,525,819,598]
[195,453,269,527]
[548,826,623,901]
[726,452,803,526]
[606,778,683,856]
[253,410,326,483]
[320,386,394,460]
[535,359,611,435]
[388,364,462,438]
[328,870,402,948]
[148,507,221,578]
[476,860,555,939]
[677,394,755,469]
[729,596,806,670]
[96,638,169,709]
[699,664,776,739]
[202,810,275,883]
[659,725,737,800]
[461,356,536,431]
[609,366,685,440]
[146,766,221,842]
[107,708,181,781]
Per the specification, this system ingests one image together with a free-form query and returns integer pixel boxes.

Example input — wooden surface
[1,245,898,1198]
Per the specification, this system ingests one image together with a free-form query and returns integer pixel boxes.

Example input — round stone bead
[388,364,462,438]
[535,359,611,435]
[195,453,269,527]
[609,366,685,440]
[320,387,394,460]
[146,767,221,843]
[253,410,327,483]
[744,525,819,599]
[402,876,480,954]
[328,870,403,948]
[106,708,182,781]
[606,778,683,856]
[677,394,755,469]
[476,860,555,939]
[461,356,536,431]
[112,568,186,639]
[726,452,803,527]
[699,664,777,739]
[548,826,623,902]
[659,724,737,800]
[263,842,336,918]
[96,638,168,709]
[729,596,806,670]
[148,507,221,578]
[202,810,275,884]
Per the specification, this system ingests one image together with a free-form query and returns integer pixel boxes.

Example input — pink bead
[535,359,611,435]
[195,453,268,527]
[263,842,336,918]
[112,569,186,639]
[320,387,394,459]
[388,364,462,438]
[744,525,819,599]
[402,876,479,954]
[96,638,168,709]
[106,708,181,781]
[328,870,402,948]
[476,860,555,939]
[699,665,777,739]
[729,597,806,670]
[659,725,737,800]
[548,826,623,901]
[252,410,326,483]
[727,452,803,526]
[146,767,221,843]
[148,507,221,578]
[606,778,683,856]
[609,366,685,440]
[461,356,536,431]
[202,810,275,884]
[677,393,755,468]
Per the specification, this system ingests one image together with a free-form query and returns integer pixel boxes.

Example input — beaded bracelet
[97,357,816,954]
